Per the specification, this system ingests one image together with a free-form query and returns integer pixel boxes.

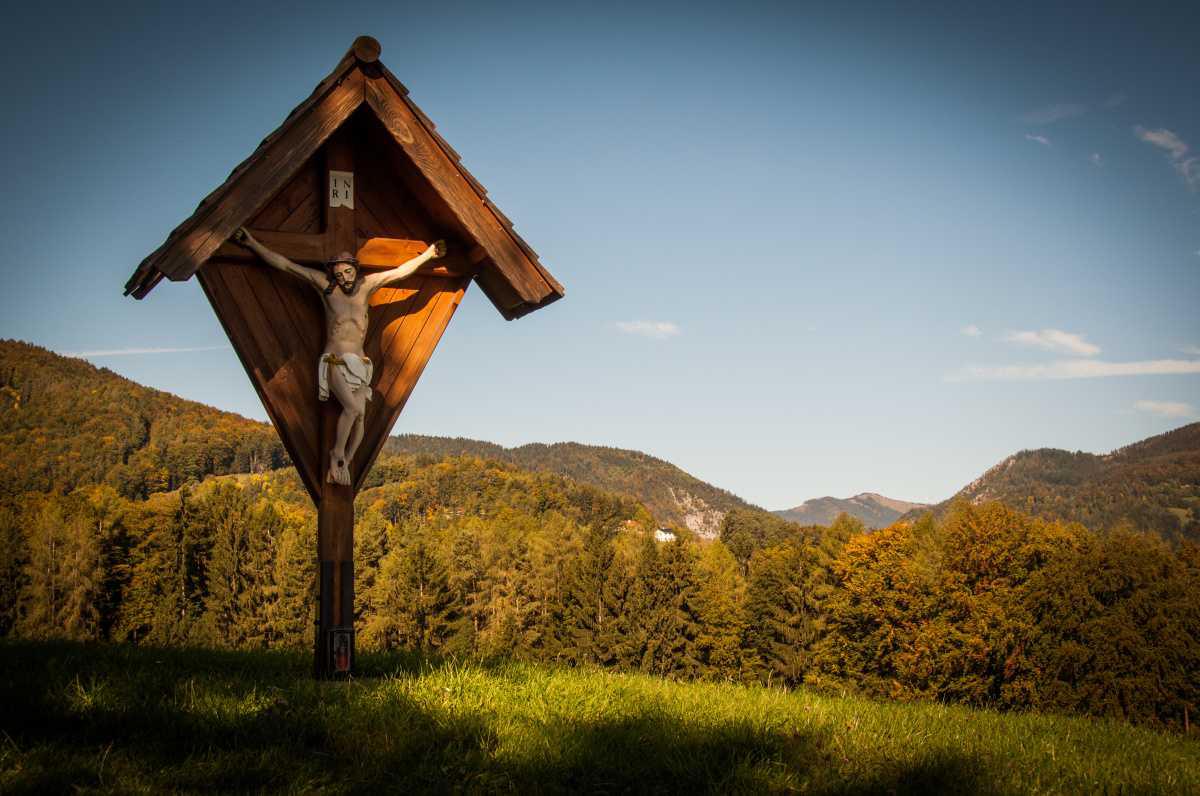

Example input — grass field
[1,641,1197,794]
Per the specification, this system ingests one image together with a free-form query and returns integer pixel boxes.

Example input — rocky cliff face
[668,487,728,539]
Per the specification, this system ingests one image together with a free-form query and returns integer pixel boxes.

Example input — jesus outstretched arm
[231,228,326,291]
[361,240,446,295]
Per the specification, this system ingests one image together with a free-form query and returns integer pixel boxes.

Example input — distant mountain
[383,435,760,538]
[0,340,286,499]
[774,493,929,529]
[903,423,1200,543]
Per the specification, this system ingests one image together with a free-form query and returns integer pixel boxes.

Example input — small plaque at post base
[329,627,353,677]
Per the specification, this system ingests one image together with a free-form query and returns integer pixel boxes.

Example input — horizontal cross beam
[212,229,475,278]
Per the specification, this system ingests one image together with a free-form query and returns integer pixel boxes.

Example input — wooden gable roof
[123,36,563,321]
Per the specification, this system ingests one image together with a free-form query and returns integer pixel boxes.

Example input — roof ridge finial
[352,36,381,64]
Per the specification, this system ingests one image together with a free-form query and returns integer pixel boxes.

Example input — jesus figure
[231,227,446,485]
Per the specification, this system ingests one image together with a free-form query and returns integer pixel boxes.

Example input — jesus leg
[329,408,356,485]
[346,412,365,465]
[327,369,365,485]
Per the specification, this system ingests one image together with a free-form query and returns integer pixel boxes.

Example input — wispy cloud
[1024,134,1052,146]
[1182,345,1200,356]
[1022,103,1088,125]
[947,358,1200,382]
[1090,152,1103,167]
[1134,400,1196,419]
[1003,329,1100,357]
[614,321,680,340]
[67,345,227,357]
[961,324,982,337]
[1136,127,1188,158]
[1102,93,1127,109]
[1135,126,1200,189]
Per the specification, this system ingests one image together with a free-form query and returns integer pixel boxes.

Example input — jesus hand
[231,227,256,248]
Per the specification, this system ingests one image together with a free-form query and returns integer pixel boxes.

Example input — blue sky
[2,1,1197,508]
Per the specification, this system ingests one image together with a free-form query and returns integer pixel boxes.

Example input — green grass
[1,642,1197,794]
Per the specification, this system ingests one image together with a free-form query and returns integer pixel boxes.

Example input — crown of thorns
[326,253,359,267]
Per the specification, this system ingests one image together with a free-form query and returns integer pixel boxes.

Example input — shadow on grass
[0,640,992,794]
[494,710,995,795]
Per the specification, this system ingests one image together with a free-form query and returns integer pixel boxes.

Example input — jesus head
[325,252,360,295]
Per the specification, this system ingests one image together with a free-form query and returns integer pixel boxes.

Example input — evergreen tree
[526,514,585,661]
[745,544,803,685]
[199,482,259,647]
[19,496,68,637]
[241,501,284,647]
[125,488,208,644]
[638,537,703,677]
[745,534,836,687]
[365,529,456,652]
[609,531,658,669]
[18,494,103,640]
[268,508,315,648]
[556,523,622,665]
[719,509,795,573]
[447,523,487,654]
[691,541,748,679]
[354,508,390,625]
[479,537,540,658]
[826,513,866,545]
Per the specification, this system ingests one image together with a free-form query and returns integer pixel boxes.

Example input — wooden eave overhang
[123,37,563,321]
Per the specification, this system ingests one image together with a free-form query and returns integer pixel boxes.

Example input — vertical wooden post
[315,126,358,679]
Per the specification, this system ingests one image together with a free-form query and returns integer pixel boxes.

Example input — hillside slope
[384,434,760,537]
[907,423,1200,543]
[0,340,286,499]
[0,341,759,534]
[775,492,929,528]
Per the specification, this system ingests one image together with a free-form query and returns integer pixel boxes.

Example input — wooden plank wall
[197,256,325,500]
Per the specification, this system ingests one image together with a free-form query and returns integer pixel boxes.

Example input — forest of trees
[0,342,287,501]
[2,455,1196,734]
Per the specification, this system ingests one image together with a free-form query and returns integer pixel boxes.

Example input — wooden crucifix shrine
[124,36,564,677]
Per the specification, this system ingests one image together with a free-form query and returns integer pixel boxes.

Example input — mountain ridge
[901,423,1200,543]
[774,492,929,529]
[383,435,759,537]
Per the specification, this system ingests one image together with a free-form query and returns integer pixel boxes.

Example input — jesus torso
[322,287,371,356]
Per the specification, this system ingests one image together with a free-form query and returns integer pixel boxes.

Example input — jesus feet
[328,449,351,485]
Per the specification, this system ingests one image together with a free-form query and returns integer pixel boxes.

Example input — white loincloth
[318,353,373,402]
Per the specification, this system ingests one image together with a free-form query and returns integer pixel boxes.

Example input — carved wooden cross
[125,36,563,679]
[208,129,488,675]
